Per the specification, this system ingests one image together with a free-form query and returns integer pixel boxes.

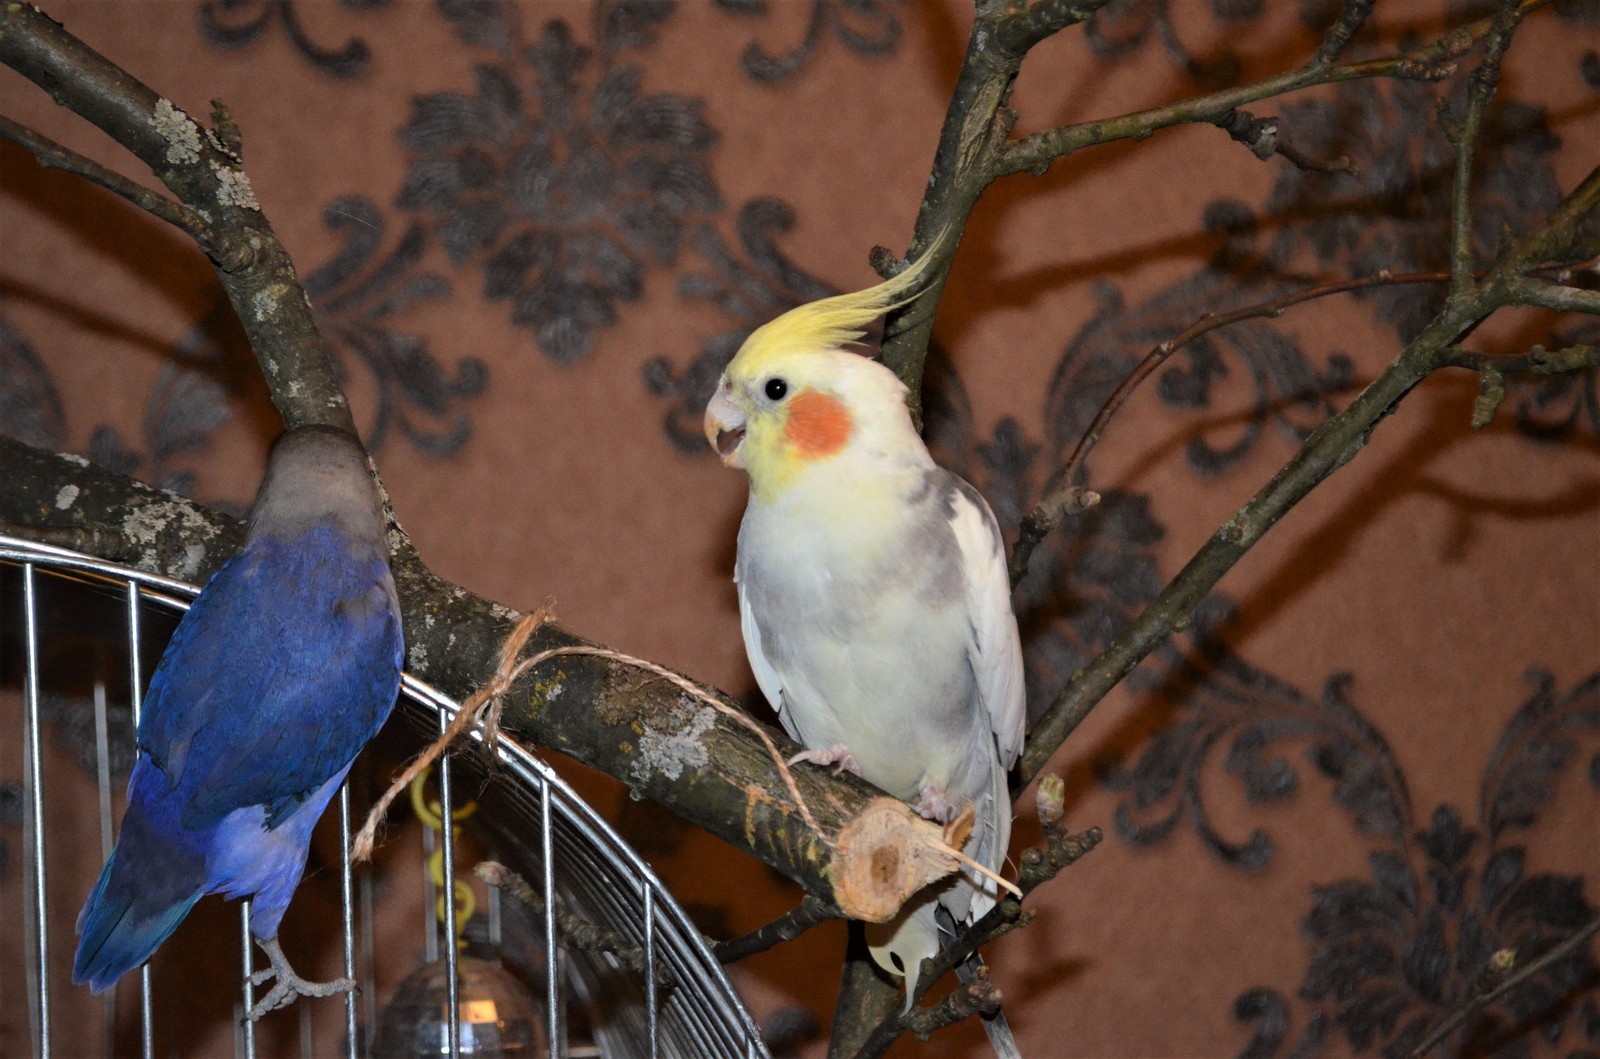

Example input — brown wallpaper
[2,1,1598,1056]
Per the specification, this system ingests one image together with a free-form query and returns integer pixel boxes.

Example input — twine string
[352,607,833,862]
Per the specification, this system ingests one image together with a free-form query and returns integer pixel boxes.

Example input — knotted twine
[351,606,829,862]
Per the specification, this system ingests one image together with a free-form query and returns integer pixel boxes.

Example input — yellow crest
[733,231,948,373]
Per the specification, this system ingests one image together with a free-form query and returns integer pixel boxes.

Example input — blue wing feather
[76,521,402,990]
[139,525,403,831]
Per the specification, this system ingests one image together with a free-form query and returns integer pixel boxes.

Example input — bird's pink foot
[913,784,960,824]
[788,743,860,775]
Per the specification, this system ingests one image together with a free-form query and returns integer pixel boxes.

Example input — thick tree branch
[0,437,969,925]
[1,3,1001,933]
[988,0,1110,57]
[875,0,1115,418]
[0,0,352,434]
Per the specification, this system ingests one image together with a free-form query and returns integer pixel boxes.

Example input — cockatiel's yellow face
[703,346,886,497]
[704,350,853,471]
[703,241,940,499]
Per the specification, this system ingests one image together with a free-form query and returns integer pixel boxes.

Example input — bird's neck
[747,440,931,536]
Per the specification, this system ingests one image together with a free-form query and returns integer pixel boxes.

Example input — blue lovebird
[73,426,405,1019]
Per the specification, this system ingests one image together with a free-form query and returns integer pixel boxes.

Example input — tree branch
[1438,342,1599,376]
[1311,0,1377,66]
[1008,269,1470,586]
[6,3,1595,1055]
[1446,0,1523,299]
[834,1,1585,1048]
[847,797,1104,1057]
[1502,275,1600,315]
[1,3,1014,935]
[992,0,1546,180]
[0,0,352,434]
[1019,165,1600,782]
[875,0,1115,419]
[1212,107,1359,174]
[1406,914,1600,1058]
[876,0,1549,425]
[0,114,217,245]
[0,439,972,926]
[713,895,838,964]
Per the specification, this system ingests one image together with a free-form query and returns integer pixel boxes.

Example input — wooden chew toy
[830,798,1021,924]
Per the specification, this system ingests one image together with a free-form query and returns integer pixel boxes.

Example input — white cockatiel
[703,245,1026,1015]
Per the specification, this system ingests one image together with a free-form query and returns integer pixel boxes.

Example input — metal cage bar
[437,708,461,1059]
[125,580,156,1059]
[23,563,51,1058]
[1,535,769,1058]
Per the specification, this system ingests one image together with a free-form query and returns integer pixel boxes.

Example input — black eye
[764,377,788,401]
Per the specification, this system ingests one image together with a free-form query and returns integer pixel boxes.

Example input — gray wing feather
[946,481,1026,769]
[735,575,797,742]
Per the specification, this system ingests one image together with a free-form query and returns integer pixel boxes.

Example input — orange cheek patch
[783,390,853,460]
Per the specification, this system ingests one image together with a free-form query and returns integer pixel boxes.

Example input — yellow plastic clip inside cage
[409,768,477,949]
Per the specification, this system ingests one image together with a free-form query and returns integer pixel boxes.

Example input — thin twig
[1311,0,1377,66]
[991,1,1545,180]
[1440,342,1599,427]
[1006,248,1596,583]
[1010,269,1464,586]
[1437,342,1599,376]
[1446,0,1525,299]
[1214,108,1359,174]
[477,861,675,990]
[0,115,220,252]
[1503,275,1600,315]
[1019,165,1600,783]
[713,895,838,964]
[901,969,1001,1041]
[852,817,1103,1057]
[1406,915,1600,1057]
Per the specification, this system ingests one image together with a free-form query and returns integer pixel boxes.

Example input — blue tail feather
[73,802,207,993]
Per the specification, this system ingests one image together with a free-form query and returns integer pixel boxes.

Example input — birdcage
[1,533,771,1058]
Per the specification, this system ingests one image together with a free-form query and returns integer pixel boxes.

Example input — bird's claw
[788,743,860,775]
[913,784,959,824]
[247,972,355,1021]
[244,936,355,1022]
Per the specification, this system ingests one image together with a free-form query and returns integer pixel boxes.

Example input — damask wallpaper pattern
[1,1,1596,1056]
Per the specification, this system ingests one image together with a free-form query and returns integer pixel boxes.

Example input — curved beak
[704,377,747,468]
